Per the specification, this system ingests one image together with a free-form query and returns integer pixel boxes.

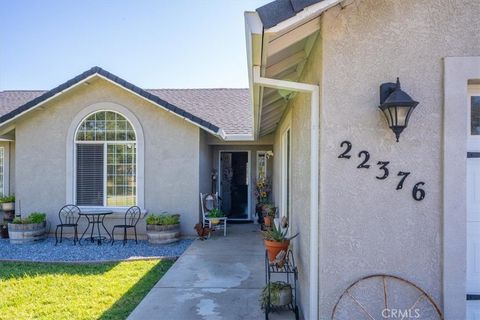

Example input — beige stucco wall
[316,0,480,318]
[269,0,480,318]
[13,78,201,235]
[199,130,213,220]
[272,98,313,319]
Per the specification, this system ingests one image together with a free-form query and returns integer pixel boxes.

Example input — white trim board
[444,56,480,319]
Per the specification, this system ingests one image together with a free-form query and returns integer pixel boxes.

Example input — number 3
[376,161,390,180]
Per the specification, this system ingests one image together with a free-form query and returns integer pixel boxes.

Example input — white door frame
[280,127,291,221]
[444,57,480,319]
[218,150,252,221]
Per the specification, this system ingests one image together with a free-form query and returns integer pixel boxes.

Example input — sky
[0,0,269,90]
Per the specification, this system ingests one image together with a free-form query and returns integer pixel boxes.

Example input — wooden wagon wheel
[331,275,443,320]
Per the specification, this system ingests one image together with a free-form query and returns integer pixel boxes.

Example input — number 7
[396,171,410,190]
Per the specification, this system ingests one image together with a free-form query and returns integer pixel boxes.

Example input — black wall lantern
[379,78,419,142]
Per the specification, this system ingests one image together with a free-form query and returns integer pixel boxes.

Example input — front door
[219,151,249,220]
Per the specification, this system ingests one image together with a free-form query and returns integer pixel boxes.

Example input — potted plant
[1,223,8,238]
[8,212,46,244]
[260,281,292,310]
[0,195,15,212]
[146,213,181,244]
[207,208,225,225]
[262,218,298,263]
[255,178,271,224]
[261,203,276,227]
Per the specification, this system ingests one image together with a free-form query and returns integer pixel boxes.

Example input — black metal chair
[55,205,81,245]
[111,206,142,245]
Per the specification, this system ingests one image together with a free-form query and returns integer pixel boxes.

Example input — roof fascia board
[0,73,97,129]
[265,0,341,35]
[223,134,254,141]
[245,11,264,139]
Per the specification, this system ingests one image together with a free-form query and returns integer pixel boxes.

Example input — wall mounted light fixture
[379,78,419,142]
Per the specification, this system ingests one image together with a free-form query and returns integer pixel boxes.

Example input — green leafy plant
[28,212,47,224]
[260,281,292,310]
[146,213,180,226]
[0,195,15,203]
[207,208,225,218]
[262,218,298,242]
[12,212,46,224]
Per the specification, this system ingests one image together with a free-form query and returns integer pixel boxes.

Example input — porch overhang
[245,0,342,138]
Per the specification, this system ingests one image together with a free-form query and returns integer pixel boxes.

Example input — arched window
[75,110,137,207]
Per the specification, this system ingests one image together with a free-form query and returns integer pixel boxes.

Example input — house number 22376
[338,140,425,201]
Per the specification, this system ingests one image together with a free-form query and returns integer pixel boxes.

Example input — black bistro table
[79,210,113,245]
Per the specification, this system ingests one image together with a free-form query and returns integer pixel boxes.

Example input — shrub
[146,213,180,226]
[0,195,15,203]
[12,212,46,224]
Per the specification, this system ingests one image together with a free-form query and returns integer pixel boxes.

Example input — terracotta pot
[264,239,290,262]
[263,216,272,227]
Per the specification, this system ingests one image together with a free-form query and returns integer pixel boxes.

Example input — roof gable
[0,67,232,136]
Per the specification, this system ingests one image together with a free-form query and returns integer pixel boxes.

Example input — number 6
[412,182,425,201]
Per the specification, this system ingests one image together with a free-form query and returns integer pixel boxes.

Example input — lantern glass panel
[395,106,411,126]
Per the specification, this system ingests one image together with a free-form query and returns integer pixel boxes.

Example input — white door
[467,157,480,294]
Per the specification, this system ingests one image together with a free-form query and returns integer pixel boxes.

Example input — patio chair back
[200,192,219,226]
[124,206,142,226]
[58,205,81,225]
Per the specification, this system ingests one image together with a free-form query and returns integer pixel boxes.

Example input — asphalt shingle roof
[0,67,251,136]
[256,0,323,28]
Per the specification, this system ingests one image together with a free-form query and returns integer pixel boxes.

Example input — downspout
[253,66,320,319]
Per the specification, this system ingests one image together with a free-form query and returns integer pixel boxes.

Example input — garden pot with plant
[8,212,46,244]
[146,213,181,244]
[261,203,276,227]
[207,208,225,225]
[255,178,271,224]
[260,281,292,310]
[263,217,298,263]
[0,195,15,212]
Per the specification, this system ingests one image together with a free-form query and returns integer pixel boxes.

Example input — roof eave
[246,0,342,138]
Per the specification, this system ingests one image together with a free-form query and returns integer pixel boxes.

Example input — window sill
[78,206,147,218]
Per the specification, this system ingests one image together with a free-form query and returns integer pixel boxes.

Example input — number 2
[338,141,352,159]
[357,151,370,169]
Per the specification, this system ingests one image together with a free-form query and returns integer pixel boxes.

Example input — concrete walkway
[128,224,295,320]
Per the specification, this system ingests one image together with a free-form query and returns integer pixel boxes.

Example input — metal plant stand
[264,249,299,320]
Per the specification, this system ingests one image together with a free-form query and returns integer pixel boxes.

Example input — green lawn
[0,259,174,320]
